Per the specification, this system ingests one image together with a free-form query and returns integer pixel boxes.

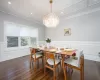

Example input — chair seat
[64,50,83,67]
[64,57,79,67]
[47,59,60,65]
[32,53,43,58]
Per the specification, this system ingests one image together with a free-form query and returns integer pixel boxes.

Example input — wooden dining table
[34,47,75,80]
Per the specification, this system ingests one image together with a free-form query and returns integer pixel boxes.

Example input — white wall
[0,12,45,42]
[46,11,100,41]
[46,10,100,62]
[0,12,45,62]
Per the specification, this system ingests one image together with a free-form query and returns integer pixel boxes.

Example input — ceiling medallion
[43,0,59,28]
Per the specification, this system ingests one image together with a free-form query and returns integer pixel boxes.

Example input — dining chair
[44,51,61,80]
[30,48,44,70]
[56,48,64,58]
[64,51,84,80]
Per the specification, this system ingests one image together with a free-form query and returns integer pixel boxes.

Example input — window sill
[4,46,30,52]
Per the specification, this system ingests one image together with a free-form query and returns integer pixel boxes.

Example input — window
[30,37,37,46]
[7,36,18,48]
[5,21,38,48]
[21,37,29,46]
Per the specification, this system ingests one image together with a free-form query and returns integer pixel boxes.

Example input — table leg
[43,51,46,74]
[34,60,37,71]
[62,55,67,80]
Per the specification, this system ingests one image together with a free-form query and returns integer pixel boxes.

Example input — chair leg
[32,61,34,68]
[80,68,84,80]
[30,60,32,69]
[37,59,39,68]
[44,66,46,75]
[82,67,84,80]
[42,57,44,68]
[30,59,33,69]
[83,66,84,80]
[58,65,59,75]
[69,68,73,80]
[53,68,56,80]
[61,60,63,67]
[80,70,82,80]
[59,62,61,69]
[63,64,67,80]
[44,58,46,75]
[34,60,37,71]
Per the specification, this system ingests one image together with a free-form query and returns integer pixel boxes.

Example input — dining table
[34,47,76,80]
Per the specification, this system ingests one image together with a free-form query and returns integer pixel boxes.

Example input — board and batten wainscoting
[0,42,30,62]
[0,42,2,61]
[0,41,45,62]
[0,41,100,62]
[51,41,100,62]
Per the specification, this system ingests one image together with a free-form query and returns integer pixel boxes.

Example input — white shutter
[5,22,20,36]
[30,29,38,37]
[20,25,30,36]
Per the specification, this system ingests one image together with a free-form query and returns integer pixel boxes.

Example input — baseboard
[0,42,30,62]
[0,54,30,62]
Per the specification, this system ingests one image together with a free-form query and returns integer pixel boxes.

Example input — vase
[46,43,50,48]
[72,56,78,60]
[72,56,76,59]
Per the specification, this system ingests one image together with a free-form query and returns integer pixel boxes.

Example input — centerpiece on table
[46,38,51,48]
[72,52,77,60]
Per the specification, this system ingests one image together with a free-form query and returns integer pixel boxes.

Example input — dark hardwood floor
[0,55,100,80]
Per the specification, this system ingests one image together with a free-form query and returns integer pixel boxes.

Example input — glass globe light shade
[43,13,59,27]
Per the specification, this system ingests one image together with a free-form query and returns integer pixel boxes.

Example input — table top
[33,47,75,56]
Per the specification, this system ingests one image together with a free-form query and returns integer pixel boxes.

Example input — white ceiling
[0,0,100,24]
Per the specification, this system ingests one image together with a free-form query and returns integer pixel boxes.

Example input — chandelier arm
[50,0,53,13]
[50,3,52,12]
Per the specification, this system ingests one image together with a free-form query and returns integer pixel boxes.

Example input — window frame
[4,21,39,50]
[20,36,30,47]
[30,37,38,47]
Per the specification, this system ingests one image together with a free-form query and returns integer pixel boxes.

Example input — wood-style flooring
[0,55,100,80]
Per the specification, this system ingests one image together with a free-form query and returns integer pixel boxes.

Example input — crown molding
[58,0,83,12]
[64,7,100,20]
[0,0,100,25]
[59,0,100,13]
[59,0,100,20]
[88,0,100,7]
[0,10,44,26]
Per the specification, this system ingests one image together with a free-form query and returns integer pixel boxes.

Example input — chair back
[30,48,37,59]
[45,52,55,59]
[30,48,36,55]
[80,53,84,69]
[78,51,84,68]
[45,51,56,65]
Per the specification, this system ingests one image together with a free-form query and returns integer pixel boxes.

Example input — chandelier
[43,0,59,28]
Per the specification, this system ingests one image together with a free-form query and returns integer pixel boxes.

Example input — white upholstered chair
[30,48,44,70]
[64,50,84,80]
[44,51,61,80]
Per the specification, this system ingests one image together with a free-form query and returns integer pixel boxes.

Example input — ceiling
[0,0,100,24]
